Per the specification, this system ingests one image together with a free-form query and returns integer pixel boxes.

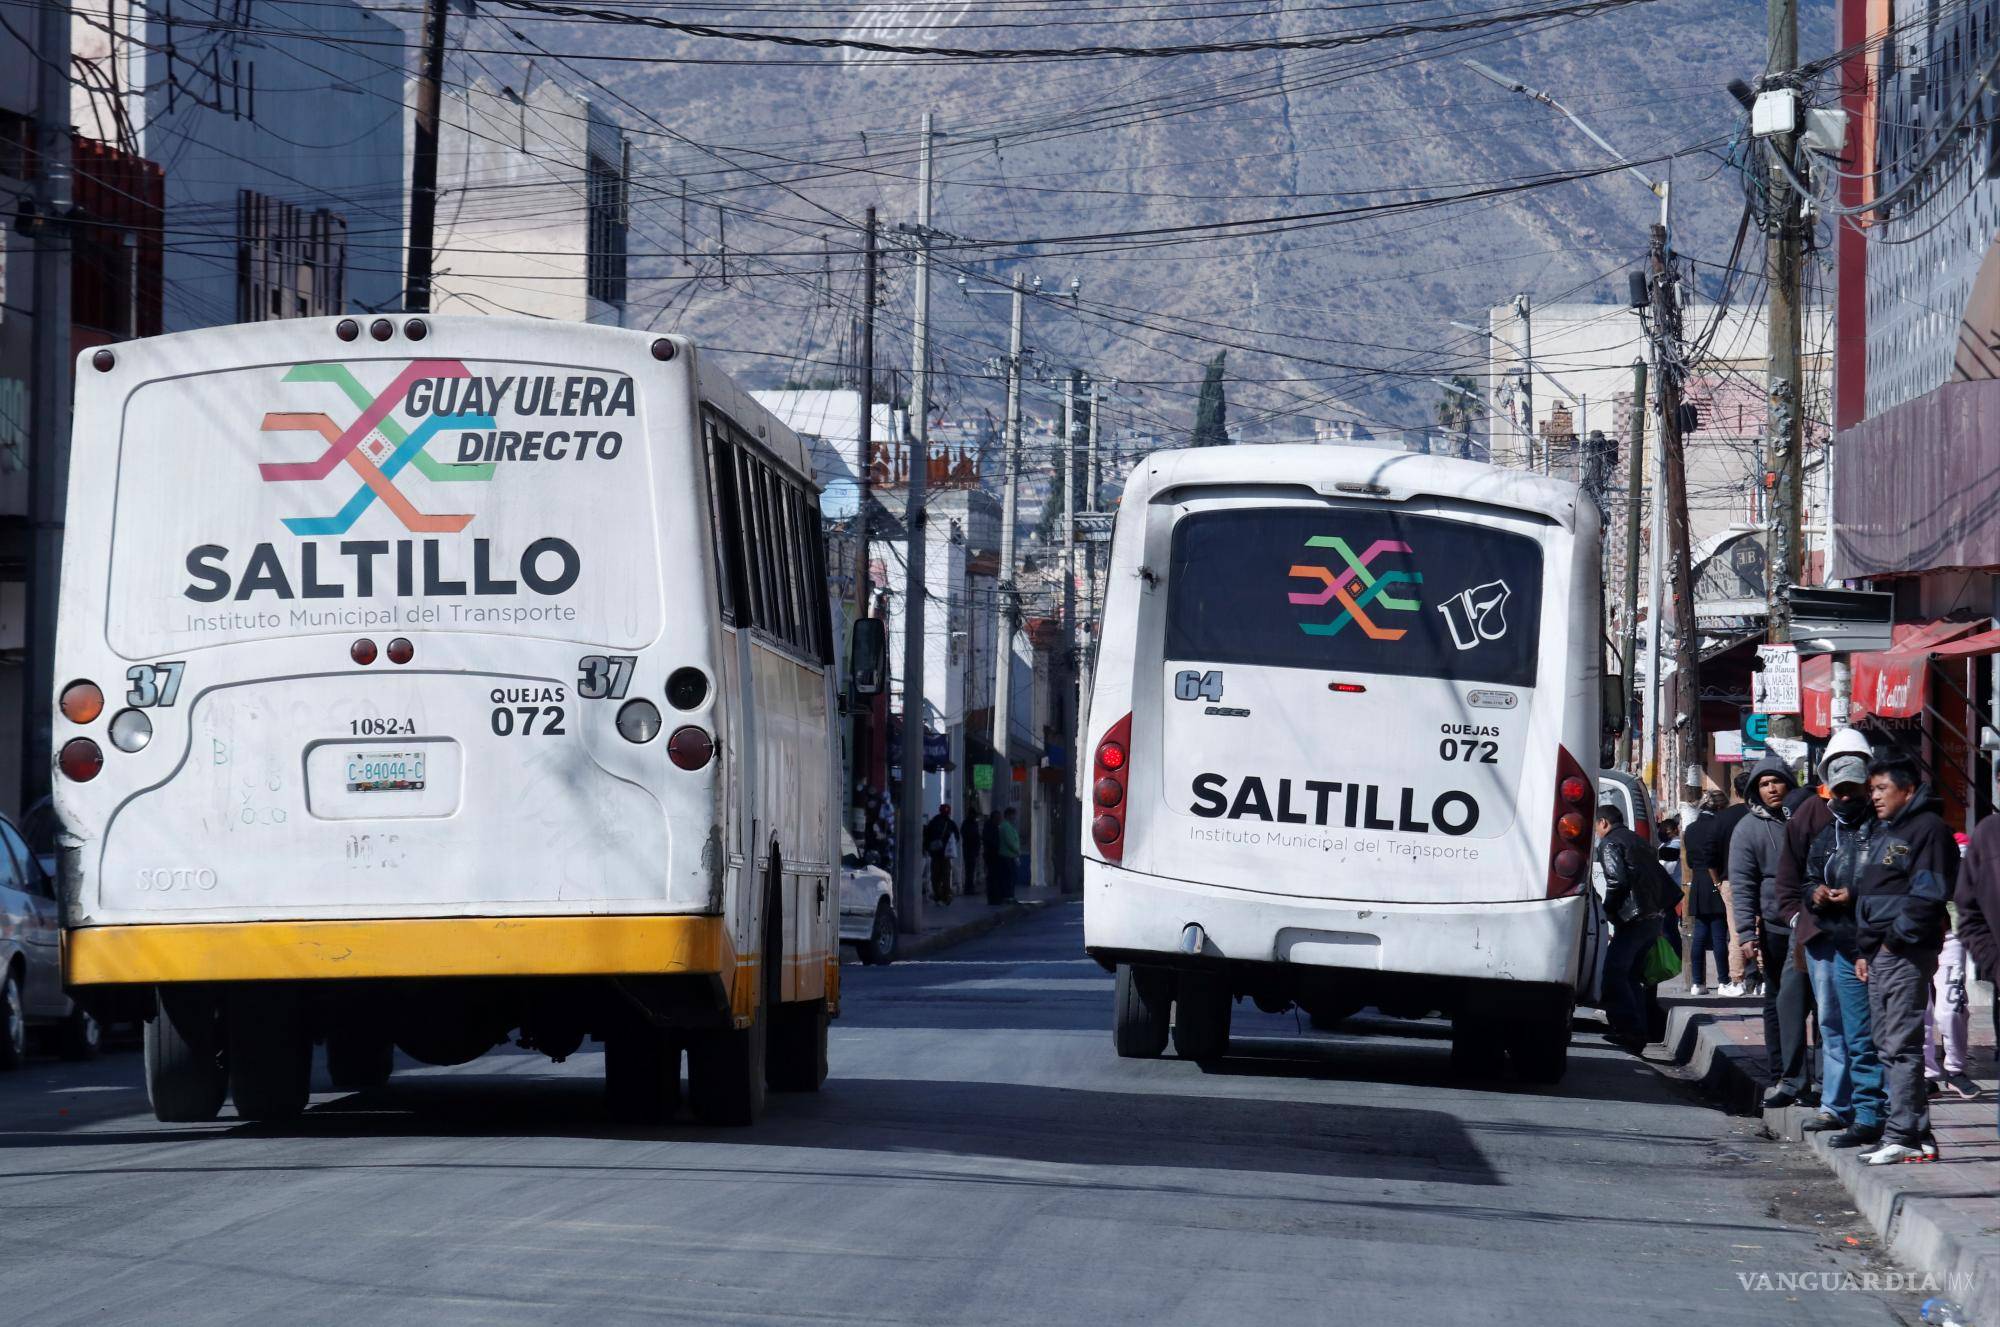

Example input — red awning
[1930,627,2000,659]
[1801,619,1985,736]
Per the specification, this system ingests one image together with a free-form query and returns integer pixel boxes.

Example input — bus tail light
[386,637,414,665]
[667,724,713,769]
[59,738,104,782]
[108,708,153,753]
[1548,745,1594,898]
[60,680,104,724]
[1091,712,1133,863]
[350,638,377,665]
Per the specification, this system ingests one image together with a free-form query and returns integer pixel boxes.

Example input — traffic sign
[1742,711,1770,757]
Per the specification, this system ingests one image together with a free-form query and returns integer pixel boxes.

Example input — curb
[899,897,1062,960]
[1665,1000,1998,1326]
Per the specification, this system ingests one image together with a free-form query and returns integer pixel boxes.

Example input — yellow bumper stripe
[64,915,731,985]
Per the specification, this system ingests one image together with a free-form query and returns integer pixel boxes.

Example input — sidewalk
[1658,979,1999,1326]
[842,883,1068,964]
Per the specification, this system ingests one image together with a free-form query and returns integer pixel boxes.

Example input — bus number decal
[351,717,417,737]
[1174,669,1224,702]
[126,661,187,708]
[492,705,566,736]
[1437,738,1499,764]
[577,654,636,700]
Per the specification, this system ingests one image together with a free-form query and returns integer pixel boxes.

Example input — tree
[1191,351,1230,447]
[1433,374,1480,460]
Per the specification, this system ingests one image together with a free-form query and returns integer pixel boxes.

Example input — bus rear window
[1164,506,1544,688]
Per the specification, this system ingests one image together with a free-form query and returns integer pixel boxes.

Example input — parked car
[0,811,98,1066]
[1597,770,1656,843]
[839,830,897,965]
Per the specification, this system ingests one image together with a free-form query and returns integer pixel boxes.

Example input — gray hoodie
[1727,753,1797,943]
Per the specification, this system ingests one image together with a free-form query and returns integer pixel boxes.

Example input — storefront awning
[1801,619,1986,735]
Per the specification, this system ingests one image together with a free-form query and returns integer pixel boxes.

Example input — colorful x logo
[259,360,495,536]
[1288,536,1422,640]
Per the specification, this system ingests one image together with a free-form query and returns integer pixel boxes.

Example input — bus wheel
[605,1028,682,1124]
[1448,1013,1506,1080]
[145,989,226,1123]
[768,998,828,1092]
[1172,973,1232,1062]
[326,1029,394,1091]
[227,989,311,1122]
[1,971,29,1070]
[1113,964,1171,1058]
[859,899,897,965]
[1505,1011,1571,1085]
[689,886,776,1126]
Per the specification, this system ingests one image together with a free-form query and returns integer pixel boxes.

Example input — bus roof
[1120,444,1588,532]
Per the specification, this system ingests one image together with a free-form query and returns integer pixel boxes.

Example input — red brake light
[1548,745,1594,898]
[351,638,377,665]
[667,725,714,770]
[60,680,105,725]
[1091,713,1134,865]
[1328,682,1367,694]
[386,637,414,665]
[59,738,104,782]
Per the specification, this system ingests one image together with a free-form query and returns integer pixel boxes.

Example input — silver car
[0,812,98,1066]
[838,830,897,965]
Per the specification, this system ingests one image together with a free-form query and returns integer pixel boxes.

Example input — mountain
[520,0,1831,442]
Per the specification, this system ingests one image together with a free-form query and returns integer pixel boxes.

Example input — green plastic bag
[1640,933,1682,986]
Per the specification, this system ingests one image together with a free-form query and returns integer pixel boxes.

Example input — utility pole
[895,112,935,932]
[406,0,451,311]
[1621,358,1648,769]
[1059,373,1079,894]
[1763,0,1807,745]
[854,207,877,624]
[23,0,72,804]
[989,275,1024,825]
[1514,293,1536,472]
[1653,223,1700,798]
[1085,380,1101,629]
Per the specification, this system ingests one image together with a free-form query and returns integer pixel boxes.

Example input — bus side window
[777,483,811,654]
[797,488,833,663]
[703,416,747,624]
[733,444,770,631]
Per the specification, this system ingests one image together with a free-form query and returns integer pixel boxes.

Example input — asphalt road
[0,905,1917,1326]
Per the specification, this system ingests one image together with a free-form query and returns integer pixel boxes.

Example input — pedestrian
[1800,734,1886,1147]
[1729,754,1814,1107]
[983,804,1007,904]
[924,803,959,906]
[1594,801,1670,1052]
[1854,756,1956,1165]
[1681,792,1732,995]
[961,804,985,903]
[995,806,1023,901]
[1954,796,2000,1140]
[1924,901,1977,1100]
[1657,817,1684,887]
[1775,731,1854,1108]
[1700,772,1757,994]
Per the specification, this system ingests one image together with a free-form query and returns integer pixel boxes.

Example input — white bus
[1081,446,1609,1082]
[52,315,843,1126]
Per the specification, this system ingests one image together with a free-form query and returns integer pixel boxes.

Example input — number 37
[126,661,186,708]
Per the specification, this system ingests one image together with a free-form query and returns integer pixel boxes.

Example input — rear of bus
[52,315,826,1124]
[1082,446,1605,1081]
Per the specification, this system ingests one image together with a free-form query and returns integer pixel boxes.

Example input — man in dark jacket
[1853,758,1956,1164]
[1595,801,1670,1051]
[1729,753,1813,1105]
[1956,808,2000,1139]
[1697,773,1755,991]
[961,806,985,902]
[1802,751,1885,1148]
[1680,793,1731,994]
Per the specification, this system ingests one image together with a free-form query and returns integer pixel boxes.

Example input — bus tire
[145,989,226,1122]
[227,990,311,1122]
[1448,1014,1506,1079]
[859,899,897,965]
[1506,1016,1571,1085]
[56,1003,102,1061]
[605,1028,682,1124]
[768,998,828,1092]
[1172,973,1232,1062]
[326,1029,394,1091]
[689,882,777,1126]
[1113,963,1171,1058]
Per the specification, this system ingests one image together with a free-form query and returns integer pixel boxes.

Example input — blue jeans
[1804,935,1850,1120]
[1833,952,1885,1129]
[1604,916,1662,1039]
[1690,915,1730,987]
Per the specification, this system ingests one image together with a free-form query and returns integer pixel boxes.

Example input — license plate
[345,750,427,793]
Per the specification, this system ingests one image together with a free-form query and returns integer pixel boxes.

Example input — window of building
[236,190,346,321]
[587,151,627,309]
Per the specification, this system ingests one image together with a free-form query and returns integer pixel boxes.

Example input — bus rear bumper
[1083,861,1588,990]
[63,914,732,987]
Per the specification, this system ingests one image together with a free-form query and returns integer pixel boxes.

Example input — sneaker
[1945,1073,1980,1100]
[1717,981,1746,997]
[1862,1139,1933,1165]
[1801,1112,1847,1133]
[1828,1125,1883,1149]
[1920,1135,1940,1160]
[1601,1029,1646,1053]
[1762,1085,1802,1110]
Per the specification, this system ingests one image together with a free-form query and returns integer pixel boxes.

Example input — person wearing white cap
[1800,730,1886,1147]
